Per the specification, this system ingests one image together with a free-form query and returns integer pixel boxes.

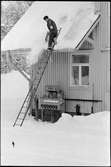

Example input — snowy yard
[1,71,110,166]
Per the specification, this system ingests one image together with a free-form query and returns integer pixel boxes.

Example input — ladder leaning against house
[13,50,51,127]
[13,28,62,127]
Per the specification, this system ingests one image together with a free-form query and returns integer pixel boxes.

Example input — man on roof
[43,16,58,50]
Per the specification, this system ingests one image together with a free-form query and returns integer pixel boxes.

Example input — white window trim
[70,54,90,87]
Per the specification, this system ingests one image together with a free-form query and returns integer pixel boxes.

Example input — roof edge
[76,14,101,50]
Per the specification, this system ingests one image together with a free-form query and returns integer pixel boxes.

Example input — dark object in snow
[12,141,15,147]
[76,104,81,115]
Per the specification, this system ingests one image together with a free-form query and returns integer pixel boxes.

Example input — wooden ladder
[13,50,51,127]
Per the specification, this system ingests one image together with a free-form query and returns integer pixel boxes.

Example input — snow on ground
[1,71,110,166]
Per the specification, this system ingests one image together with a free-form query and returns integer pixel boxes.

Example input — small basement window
[70,55,89,86]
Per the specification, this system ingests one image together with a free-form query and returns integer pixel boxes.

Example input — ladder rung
[38,68,45,72]
[38,67,42,69]
[16,119,23,122]
[24,103,29,107]
[38,63,47,67]
[15,124,21,126]
[17,118,24,120]
[23,105,28,108]
[36,72,42,75]
[25,98,30,102]
[37,64,45,68]
[39,62,48,65]
[34,78,40,82]
[37,71,44,75]
[39,60,48,63]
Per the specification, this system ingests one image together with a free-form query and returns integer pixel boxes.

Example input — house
[30,2,110,116]
[1,2,110,123]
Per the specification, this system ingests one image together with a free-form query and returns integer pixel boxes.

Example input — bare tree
[1,1,34,39]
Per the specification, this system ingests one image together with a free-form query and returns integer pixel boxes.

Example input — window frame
[70,53,90,87]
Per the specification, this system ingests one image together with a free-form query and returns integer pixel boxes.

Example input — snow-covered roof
[1,2,99,51]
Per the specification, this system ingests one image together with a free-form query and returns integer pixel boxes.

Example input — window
[70,55,89,86]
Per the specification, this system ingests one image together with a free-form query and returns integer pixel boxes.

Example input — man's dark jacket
[47,19,57,33]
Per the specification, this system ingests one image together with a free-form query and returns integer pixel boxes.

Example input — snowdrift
[1,68,110,166]
[56,112,110,132]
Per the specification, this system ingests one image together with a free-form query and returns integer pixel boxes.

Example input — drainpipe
[76,104,81,115]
